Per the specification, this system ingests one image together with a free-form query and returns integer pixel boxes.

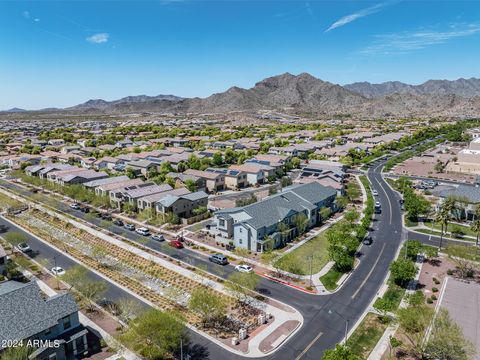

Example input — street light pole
[53,256,59,290]
[328,309,349,346]
[308,255,313,287]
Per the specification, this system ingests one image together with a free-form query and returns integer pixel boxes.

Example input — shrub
[447,269,454,275]
[427,298,434,304]
[431,295,437,301]
[432,287,438,293]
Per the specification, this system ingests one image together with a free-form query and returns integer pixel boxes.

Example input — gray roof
[156,190,208,207]
[83,175,129,188]
[125,184,172,199]
[438,185,480,203]
[0,281,78,344]
[217,182,336,231]
[182,191,208,201]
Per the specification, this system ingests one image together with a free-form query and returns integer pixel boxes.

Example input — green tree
[471,219,480,247]
[322,344,362,360]
[292,213,309,236]
[374,297,392,323]
[119,309,187,360]
[4,232,28,254]
[225,271,260,307]
[0,345,34,360]
[184,178,197,192]
[424,308,475,360]
[291,157,301,168]
[389,259,417,286]
[397,305,434,351]
[212,152,223,166]
[125,168,137,179]
[188,287,227,328]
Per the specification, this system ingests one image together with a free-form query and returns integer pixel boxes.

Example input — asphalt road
[0,159,414,359]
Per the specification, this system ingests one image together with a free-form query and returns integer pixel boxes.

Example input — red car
[169,240,184,249]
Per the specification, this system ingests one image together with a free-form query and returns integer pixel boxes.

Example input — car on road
[362,236,373,245]
[375,201,381,207]
[209,253,229,265]
[113,219,124,227]
[69,203,80,210]
[136,227,150,236]
[16,242,31,253]
[372,190,379,196]
[169,240,184,249]
[152,234,165,242]
[101,213,112,221]
[80,207,90,213]
[98,298,121,316]
[124,223,135,231]
[51,266,66,276]
[235,264,253,273]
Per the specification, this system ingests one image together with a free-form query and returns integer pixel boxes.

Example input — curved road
[0,160,416,359]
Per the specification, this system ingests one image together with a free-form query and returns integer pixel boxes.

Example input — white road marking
[295,332,324,360]
[351,243,387,299]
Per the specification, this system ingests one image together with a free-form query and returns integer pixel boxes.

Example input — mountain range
[5,73,480,118]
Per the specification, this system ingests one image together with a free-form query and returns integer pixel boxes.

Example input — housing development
[2,1,480,360]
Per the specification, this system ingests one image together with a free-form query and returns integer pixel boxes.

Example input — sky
[2,0,480,109]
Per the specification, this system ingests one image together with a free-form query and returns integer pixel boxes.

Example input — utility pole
[53,256,59,290]
[308,255,313,287]
[180,338,183,360]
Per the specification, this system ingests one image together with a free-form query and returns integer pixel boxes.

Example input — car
[375,201,381,207]
[372,190,379,196]
[362,236,373,245]
[136,227,150,236]
[235,264,253,273]
[101,213,112,221]
[113,219,124,227]
[98,298,121,316]
[70,203,80,210]
[16,242,31,253]
[152,234,165,242]
[209,253,229,265]
[80,207,90,213]
[169,240,184,249]
[51,266,66,276]
[124,223,135,231]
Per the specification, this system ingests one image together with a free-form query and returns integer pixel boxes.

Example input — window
[219,219,225,227]
[62,316,71,330]
[45,327,52,336]
[239,228,242,233]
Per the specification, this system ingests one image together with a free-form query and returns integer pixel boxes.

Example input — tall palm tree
[471,219,480,248]
[435,206,451,250]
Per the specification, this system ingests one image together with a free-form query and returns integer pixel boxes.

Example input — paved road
[0,159,411,359]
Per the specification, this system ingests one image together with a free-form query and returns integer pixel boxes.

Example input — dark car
[209,253,229,265]
[101,213,112,221]
[362,236,373,245]
[80,207,90,213]
[113,219,124,227]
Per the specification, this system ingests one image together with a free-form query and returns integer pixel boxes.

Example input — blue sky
[2,0,480,109]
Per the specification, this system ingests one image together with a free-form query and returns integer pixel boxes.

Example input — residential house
[95,178,144,198]
[0,280,93,360]
[436,185,480,220]
[184,169,225,192]
[110,183,172,208]
[211,182,337,252]
[155,191,208,218]
[229,163,274,184]
[166,172,206,192]
[61,145,81,155]
[94,156,123,171]
[206,168,248,190]
[126,160,159,177]
[47,168,108,186]
[47,139,65,147]
[83,175,129,189]
[137,187,190,211]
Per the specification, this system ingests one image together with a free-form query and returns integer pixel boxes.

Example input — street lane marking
[351,243,386,299]
[295,332,323,360]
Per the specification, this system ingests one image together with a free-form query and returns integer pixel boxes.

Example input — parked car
[124,223,135,231]
[101,213,112,221]
[51,266,66,276]
[209,253,229,265]
[80,207,90,213]
[169,240,184,249]
[362,236,373,245]
[113,219,124,227]
[152,234,165,242]
[98,298,121,316]
[16,242,31,253]
[70,203,80,210]
[372,190,379,196]
[136,227,150,236]
[235,264,253,273]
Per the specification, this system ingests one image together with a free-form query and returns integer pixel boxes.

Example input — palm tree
[435,206,450,250]
[471,219,480,247]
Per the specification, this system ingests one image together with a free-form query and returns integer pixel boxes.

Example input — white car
[375,201,381,207]
[69,203,80,210]
[151,234,165,242]
[235,264,253,273]
[51,266,66,276]
[136,227,150,236]
[16,242,31,253]
[372,190,379,196]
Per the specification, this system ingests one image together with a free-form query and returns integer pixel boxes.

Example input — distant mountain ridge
[344,78,480,99]
[4,73,480,118]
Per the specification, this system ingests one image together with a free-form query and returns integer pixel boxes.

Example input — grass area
[373,280,405,311]
[275,232,330,275]
[404,217,418,227]
[426,220,477,237]
[416,228,475,241]
[319,267,343,291]
[348,312,388,359]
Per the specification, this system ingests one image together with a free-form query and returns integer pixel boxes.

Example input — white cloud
[86,33,109,44]
[361,23,480,55]
[34,18,40,22]
[22,10,30,19]
[325,0,399,32]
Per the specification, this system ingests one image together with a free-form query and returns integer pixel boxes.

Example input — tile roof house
[184,169,225,192]
[155,191,208,218]
[212,182,337,252]
[206,168,248,190]
[166,172,206,192]
[229,163,274,184]
[0,281,90,360]
[83,175,130,189]
[111,183,172,207]
[95,178,144,197]
[47,168,109,186]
